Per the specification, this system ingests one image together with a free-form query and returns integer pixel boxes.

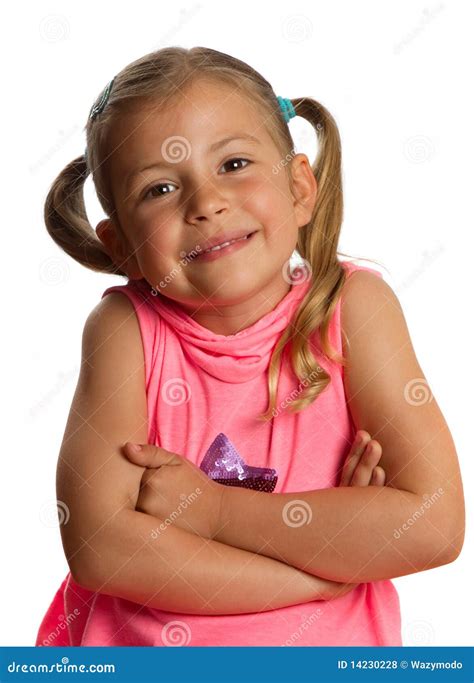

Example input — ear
[289,154,318,228]
[96,219,142,279]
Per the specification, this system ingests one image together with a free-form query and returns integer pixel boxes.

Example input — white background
[1,0,472,647]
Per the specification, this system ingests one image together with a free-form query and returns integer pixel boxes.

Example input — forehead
[108,79,273,170]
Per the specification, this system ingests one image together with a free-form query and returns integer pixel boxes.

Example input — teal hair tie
[277,96,296,123]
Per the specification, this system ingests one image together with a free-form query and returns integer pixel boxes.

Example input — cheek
[136,218,177,254]
[247,187,295,236]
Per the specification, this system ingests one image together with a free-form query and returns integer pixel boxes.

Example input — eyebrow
[125,134,261,189]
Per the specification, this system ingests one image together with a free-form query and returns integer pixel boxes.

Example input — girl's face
[99,78,317,334]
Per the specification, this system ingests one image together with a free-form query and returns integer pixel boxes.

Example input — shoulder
[339,268,418,414]
[82,290,144,379]
[340,268,403,348]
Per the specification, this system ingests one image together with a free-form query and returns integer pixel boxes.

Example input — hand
[324,430,386,600]
[339,430,385,487]
[123,442,224,540]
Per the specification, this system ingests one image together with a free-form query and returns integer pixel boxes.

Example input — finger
[123,443,178,468]
[350,440,382,487]
[339,431,371,486]
[370,466,386,487]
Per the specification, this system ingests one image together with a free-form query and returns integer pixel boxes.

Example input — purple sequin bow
[199,433,278,493]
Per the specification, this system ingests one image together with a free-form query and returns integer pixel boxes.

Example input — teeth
[202,233,250,255]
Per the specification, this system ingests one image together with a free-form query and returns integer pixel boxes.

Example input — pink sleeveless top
[36,261,402,647]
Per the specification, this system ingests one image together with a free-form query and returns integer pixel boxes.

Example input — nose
[184,181,229,223]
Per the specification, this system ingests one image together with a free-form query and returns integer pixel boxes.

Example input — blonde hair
[44,45,383,421]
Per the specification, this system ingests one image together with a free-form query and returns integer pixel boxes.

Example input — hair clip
[88,77,115,121]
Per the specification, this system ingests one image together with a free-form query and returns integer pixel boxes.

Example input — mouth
[187,230,258,262]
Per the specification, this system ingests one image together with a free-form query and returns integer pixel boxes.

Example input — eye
[220,157,252,173]
[143,182,177,200]
[142,158,252,201]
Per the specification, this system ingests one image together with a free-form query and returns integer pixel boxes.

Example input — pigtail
[259,96,383,421]
[43,154,125,275]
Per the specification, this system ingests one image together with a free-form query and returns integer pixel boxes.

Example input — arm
[214,274,465,583]
[82,508,356,614]
[59,292,355,615]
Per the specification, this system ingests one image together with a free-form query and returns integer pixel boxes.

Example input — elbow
[68,555,104,593]
[425,512,465,570]
[443,521,465,565]
[69,564,100,593]
[441,500,466,565]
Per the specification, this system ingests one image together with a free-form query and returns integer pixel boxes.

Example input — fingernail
[129,443,142,453]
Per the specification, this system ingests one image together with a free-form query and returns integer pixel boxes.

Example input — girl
[36,46,464,647]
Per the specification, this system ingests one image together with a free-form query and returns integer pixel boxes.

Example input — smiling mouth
[188,231,258,260]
